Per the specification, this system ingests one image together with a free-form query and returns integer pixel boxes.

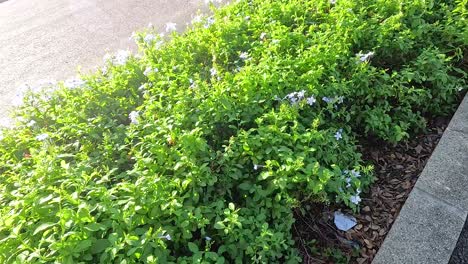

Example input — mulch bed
[293,115,451,264]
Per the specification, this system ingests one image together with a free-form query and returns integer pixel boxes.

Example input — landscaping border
[373,93,468,264]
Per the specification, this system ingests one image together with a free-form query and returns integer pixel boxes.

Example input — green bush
[0,0,466,262]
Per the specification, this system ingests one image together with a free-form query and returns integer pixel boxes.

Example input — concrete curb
[373,93,468,264]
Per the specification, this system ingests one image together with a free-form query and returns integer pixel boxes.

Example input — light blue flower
[36,133,49,141]
[285,90,306,104]
[322,96,332,103]
[336,96,344,104]
[204,17,215,28]
[350,194,361,205]
[357,51,375,62]
[307,96,316,106]
[334,128,343,140]
[144,34,156,44]
[129,111,140,125]
[351,170,361,178]
[64,77,86,89]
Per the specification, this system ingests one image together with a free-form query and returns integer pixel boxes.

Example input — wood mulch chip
[293,116,450,264]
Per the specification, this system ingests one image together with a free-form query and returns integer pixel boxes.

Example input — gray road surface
[0,0,208,126]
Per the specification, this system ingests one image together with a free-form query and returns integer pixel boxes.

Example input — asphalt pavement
[0,0,207,126]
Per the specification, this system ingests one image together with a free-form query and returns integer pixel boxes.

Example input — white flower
[357,51,375,62]
[245,16,251,21]
[192,15,203,24]
[143,67,152,76]
[64,77,86,89]
[307,96,316,106]
[138,84,147,91]
[350,194,361,205]
[272,39,280,44]
[113,50,131,66]
[144,34,156,44]
[239,52,249,60]
[129,111,140,125]
[210,67,218,76]
[35,133,49,141]
[165,22,177,32]
[260,32,267,40]
[144,67,158,76]
[253,164,259,170]
[27,120,36,127]
[205,236,212,241]
[129,31,138,41]
[334,128,343,140]
[189,78,197,89]
[158,234,172,240]
[330,0,337,4]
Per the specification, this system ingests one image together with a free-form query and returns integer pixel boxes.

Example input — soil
[293,115,452,264]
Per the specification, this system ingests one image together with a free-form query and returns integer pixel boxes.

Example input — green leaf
[84,223,107,232]
[238,182,251,191]
[91,239,110,254]
[214,221,225,229]
[187,242,199,253]
[33,223,56,235]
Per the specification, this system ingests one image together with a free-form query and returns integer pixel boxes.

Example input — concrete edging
[373,93,468,264]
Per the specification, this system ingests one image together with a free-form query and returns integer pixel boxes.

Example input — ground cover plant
[0,0,466,263]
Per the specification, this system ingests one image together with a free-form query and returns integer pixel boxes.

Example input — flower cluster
[165,22,177,32]
[35,133,49,141]
[129,111,140,125]
[283,90,317,106]
[64,77,86,89]
[104,50,131,66]
[205,17,216,28]
[143,66,159,76]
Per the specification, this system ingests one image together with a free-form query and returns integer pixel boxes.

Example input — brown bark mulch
[293,115,451,264]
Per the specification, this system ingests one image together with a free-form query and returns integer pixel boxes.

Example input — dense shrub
[0,0,466,262]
